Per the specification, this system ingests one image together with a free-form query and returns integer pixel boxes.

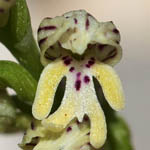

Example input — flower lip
[38,10,122,66]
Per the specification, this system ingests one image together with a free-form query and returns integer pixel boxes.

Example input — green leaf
[107,115,133,150]
[0,61,37,105]
[0,0,43,80]
[15,113,32,130]
[0,0,16,27]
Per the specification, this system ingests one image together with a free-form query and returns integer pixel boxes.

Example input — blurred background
[0,0,150,149]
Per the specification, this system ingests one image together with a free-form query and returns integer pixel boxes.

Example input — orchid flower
[32,10,125,149]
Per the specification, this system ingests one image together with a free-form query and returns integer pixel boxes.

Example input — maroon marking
[75,80,81,91]
[98,44,106,50]
[86,18,90,30]
[31,122,34,130]
[85,58,95,68]
[69,67,75,72]
[87,132,90,135]
[102,49,117,62]
[88,60,95,66]
[38,37,47,46]
[45,53,56,61]
[84,115,89,121]
[0,8,4,13]
[74,18,78,24]
[66,126,72,132]
[113,28,119,34]
[64,58,72,66]
[84,75,90,84]
[38,26,57,32]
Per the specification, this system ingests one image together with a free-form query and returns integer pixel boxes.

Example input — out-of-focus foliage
[0,0,43,80]
[0,61,37,105]
[0,90,31,132]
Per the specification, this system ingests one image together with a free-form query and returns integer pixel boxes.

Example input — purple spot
[74,18,78,24]
[113,28,119,34]
[98,44,106,50]
[38,37,47,46]
[64,58,72,66]
[84,76,90,84]
[85,58,95,68]
[77,72,81,78]
[69,67,75,72]
[86,18,90,30]
[38,26,57,32]
[31,122,34,130]
[88,60,95,66]
[66,126,72,132]
[86,64,90,68]
[75,80,81,91]
[0,8,4,13]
